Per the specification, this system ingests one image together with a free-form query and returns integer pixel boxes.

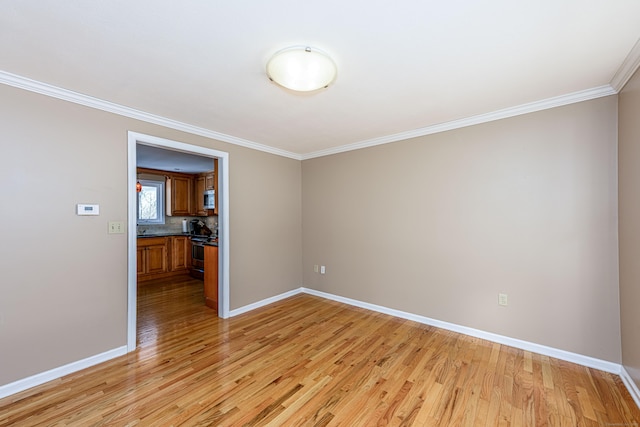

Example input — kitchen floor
[137,274,207,345]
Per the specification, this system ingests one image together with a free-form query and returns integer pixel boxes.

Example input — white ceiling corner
[610,38,640,92]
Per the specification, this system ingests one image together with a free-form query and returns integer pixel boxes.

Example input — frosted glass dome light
[266,46,337,92]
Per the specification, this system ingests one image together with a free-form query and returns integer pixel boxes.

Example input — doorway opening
[127,131,230,352]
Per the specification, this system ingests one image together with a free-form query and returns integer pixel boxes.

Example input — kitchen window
[137,179,165,224]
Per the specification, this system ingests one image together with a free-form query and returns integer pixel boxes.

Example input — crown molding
[0,70,622,162]
[0,70,302,160]
[300,85,617,160]
[610,38,640,92]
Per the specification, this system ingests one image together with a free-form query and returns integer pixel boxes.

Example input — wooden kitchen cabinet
[194,175,208,216]
[170,235,190,272]
[167,174,193,216]
[204,244,218,311]
[138,166,217,217]
[196,167,217,216]
[205,171,215,191]
[137,237,169,280]
[137,236,192,282]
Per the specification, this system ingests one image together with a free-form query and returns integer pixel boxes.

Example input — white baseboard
[0,346,127,400]
[229,288,304,317]
[621,366,640,409]
[3,289,636,408]
[295,288,622,375]
[302,290,640,410]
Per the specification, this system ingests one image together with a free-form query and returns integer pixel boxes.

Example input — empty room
[2,1,640,425]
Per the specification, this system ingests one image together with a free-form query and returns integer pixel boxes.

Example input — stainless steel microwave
[204,190,215,210]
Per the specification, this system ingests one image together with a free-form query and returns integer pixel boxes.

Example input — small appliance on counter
[189,219,212,236]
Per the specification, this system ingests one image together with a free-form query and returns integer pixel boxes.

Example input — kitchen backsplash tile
[137,215,218,235]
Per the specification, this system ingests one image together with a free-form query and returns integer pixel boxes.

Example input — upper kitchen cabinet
[194,174,208,216]
[137,162,218,217]
[204,159,218,215]
[194,159,218,216]
[137,145,218,217]
[166,172,194,216]
[205,170,215,191]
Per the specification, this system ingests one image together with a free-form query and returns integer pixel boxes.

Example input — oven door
[190,241,205,279]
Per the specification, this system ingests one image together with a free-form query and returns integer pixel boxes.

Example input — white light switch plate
[108,221,125,234]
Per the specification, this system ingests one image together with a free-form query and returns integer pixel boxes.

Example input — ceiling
[1,1,639,160]
[137,144,214,174]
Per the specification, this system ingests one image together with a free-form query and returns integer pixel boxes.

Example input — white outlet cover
[498,293,508,306]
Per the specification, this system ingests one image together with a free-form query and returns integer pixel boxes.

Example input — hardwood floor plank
[1,276,639,426]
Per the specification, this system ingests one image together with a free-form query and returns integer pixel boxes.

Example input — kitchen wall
[302,96,620,362]
[0,83,303,386]
[619,67,640,388]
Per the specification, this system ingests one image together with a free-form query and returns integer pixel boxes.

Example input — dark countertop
[137,232,193,238]
[137,233,217,246]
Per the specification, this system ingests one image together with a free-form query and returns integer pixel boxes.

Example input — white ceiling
[137,144,215,174]
[1,1,639,159]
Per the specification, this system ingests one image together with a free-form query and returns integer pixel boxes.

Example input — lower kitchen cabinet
[137,237,169,279]
[204,245,218,310]
[170,235,190,272]
[137,235,191,283]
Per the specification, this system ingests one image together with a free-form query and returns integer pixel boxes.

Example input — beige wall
[619,68,640,387]
[0,84,302,386]
[0,76,628,389]
[302,96,621,362]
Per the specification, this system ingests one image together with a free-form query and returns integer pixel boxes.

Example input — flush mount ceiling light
[266,46,337,92]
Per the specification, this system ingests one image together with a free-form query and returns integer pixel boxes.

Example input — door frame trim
[127,131,230,352]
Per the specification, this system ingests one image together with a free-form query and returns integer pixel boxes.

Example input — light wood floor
[1,276,639,426]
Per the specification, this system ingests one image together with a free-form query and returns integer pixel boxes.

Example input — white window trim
[137,179,165,224]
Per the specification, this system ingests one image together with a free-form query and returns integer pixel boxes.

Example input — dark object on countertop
[201,224,213,236]
[190,219,212,236]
